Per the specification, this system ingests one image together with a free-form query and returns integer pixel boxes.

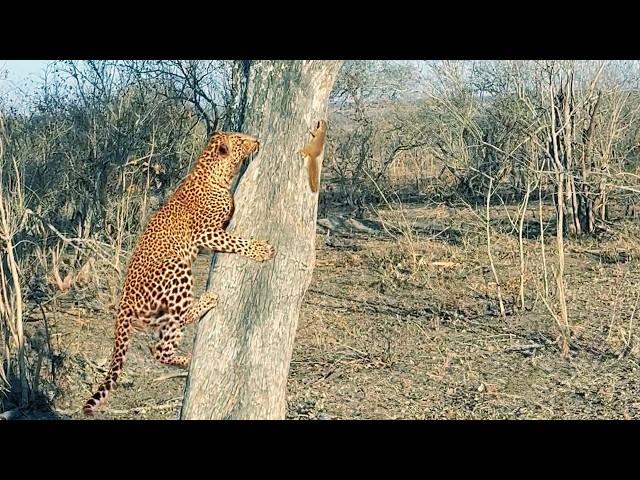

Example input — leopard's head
[201,131,260,185]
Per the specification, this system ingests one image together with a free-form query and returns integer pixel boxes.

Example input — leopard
[82,131,275,416]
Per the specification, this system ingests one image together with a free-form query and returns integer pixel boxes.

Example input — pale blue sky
[0,60,52,111]
[1,60,51,83]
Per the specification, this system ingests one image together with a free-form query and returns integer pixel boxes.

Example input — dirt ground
[11,202,640,420]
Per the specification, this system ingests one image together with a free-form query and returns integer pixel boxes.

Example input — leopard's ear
[207,131,222,147]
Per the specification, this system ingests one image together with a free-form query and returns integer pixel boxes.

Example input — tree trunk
[551,73,604,238]
[181,60,343,419]
[550,73,600,238]
[579,91,600,234]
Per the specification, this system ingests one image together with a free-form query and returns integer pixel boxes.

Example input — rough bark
[181,60,343,419]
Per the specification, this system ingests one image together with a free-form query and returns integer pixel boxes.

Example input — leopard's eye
[217,142,229,156]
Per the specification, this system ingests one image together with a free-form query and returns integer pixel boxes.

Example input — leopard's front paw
[248,239,275,262]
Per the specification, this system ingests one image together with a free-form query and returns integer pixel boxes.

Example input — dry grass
[0,115,29,408]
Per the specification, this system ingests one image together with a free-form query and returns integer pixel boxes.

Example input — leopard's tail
[83,310,134,416]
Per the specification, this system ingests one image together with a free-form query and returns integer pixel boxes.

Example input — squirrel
[299,119,327,193]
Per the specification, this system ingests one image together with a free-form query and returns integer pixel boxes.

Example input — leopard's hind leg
[151,293,218,366]
[148,261,218,367]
